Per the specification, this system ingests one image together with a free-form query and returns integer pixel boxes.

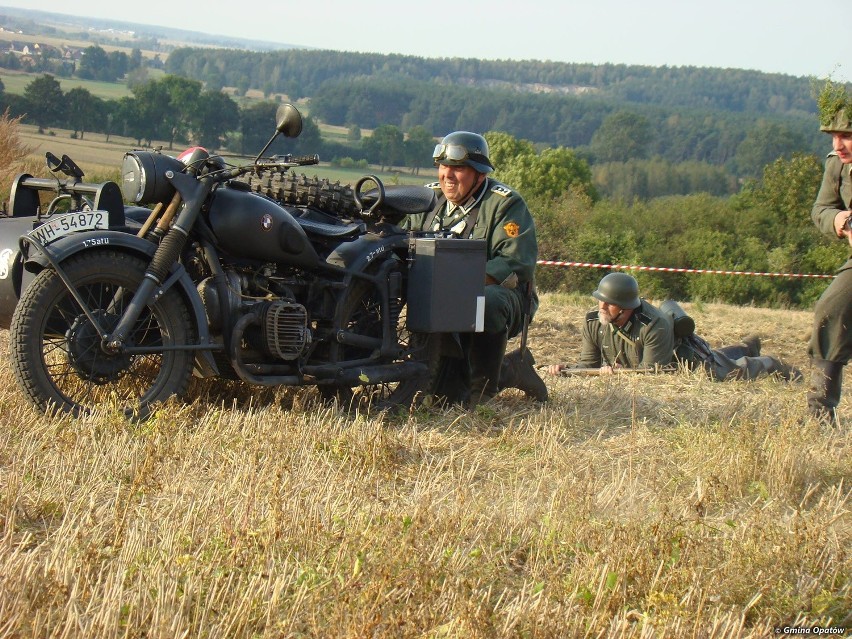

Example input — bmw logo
[261,214,273,230]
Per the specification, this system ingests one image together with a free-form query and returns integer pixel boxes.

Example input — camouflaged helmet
[817,79,852,133]
[433,131,494,174]
[592,273,641,309]
[820,107,852,134]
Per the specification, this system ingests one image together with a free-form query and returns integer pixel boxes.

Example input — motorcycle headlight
[121,151,184,205]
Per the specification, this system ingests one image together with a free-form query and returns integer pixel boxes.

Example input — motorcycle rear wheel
[10,250,195,418]
[320,276,438,411]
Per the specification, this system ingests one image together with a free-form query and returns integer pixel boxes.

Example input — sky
[1,0,850,83]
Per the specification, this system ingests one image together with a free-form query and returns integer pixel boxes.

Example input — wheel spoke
[10,251,194,416]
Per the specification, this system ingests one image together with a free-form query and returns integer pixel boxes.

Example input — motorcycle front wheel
[10,250,196,418]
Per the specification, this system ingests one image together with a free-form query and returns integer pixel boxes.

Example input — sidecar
[0,172,145,328]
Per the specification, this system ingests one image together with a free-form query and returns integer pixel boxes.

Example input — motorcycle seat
[296,217,366,239]
[362,185,437,216]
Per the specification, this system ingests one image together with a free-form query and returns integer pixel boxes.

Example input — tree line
[3,77,837,309]
[164,48,817,117]
[501,142,842,309]
[3,41,843,201]
[0,43,145,83]
[0,73,440,168]
[162,47,831,183]
[1,46,845,308]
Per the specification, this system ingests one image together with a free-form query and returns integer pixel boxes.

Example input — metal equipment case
[406,238,485,332]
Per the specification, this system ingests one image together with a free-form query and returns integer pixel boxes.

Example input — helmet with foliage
[592,273,641,309]
[817,79,852,133]
[433,131,494,174]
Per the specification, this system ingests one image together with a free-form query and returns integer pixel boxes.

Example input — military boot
[468,331,508,405]
[807,359,843,426]
[499,348,548,402]
[742,334,761,357]
[716,335,761,361]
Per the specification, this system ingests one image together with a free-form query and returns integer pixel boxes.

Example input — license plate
[27,211,108,246]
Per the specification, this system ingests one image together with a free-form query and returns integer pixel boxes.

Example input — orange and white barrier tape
[536,260,834,280]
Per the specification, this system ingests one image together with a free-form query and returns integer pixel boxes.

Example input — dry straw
[0,292,848,638]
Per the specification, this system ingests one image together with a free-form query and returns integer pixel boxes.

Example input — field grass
[0,292,849,638]
[0,70,135,100]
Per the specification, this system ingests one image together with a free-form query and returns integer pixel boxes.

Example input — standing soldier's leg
[807,269,852,425]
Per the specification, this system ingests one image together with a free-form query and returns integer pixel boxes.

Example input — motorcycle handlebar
[218,153,321,182]
[269,154,320,166]
[290,154,320,166]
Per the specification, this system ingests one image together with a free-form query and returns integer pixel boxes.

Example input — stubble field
[0,291,849,638]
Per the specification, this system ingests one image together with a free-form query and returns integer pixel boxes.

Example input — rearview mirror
[275,103,303,138]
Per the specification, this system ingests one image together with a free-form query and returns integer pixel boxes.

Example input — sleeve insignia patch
[503,221,520,237]
[491,185,512,197]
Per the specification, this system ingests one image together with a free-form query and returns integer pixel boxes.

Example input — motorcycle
[0,103,485,418]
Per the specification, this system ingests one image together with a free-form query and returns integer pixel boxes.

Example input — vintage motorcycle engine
[259,301,310,360]
[197,270,311,361]
[197,271,242,333]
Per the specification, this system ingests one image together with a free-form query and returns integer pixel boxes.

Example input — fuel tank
[206,188,320,268]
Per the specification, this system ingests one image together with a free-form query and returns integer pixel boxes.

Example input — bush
[0,109,44,207]
[532,157,831,308]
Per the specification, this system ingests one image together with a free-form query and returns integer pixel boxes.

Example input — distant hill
[0,5,306,53]
[0,4,837,179]
[163,46,828,166]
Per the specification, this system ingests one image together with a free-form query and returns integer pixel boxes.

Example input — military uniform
[809,152,852,363]
[405,177,538,336]
[576,300,675,368]
[573,299,799,381]
[807,151,852,421]
[404,176,541,403]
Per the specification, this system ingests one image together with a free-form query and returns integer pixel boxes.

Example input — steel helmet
[592,273,641,309]
[433,131,494,174]
[820,107,852,134]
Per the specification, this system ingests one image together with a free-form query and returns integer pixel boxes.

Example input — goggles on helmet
[432,143,471,163]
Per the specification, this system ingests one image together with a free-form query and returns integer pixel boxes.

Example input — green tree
[736,152,823,230]
[364,124,404,171]
[589,110,653,162]
[403,125,434,174]
[114,96,146,145]
[129,75,204,149]
[159,75,203,149]
[23,74,64,133]
[64,87,101,140]
[240,101,279,154]
[733,121,806,178]
[126,66,150,91]
[193,90,239,149]
[107,50,129,81]
[486,131,597,201]
[77,45,109,80]
[485,131,536,170]
[129,47,143,71]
